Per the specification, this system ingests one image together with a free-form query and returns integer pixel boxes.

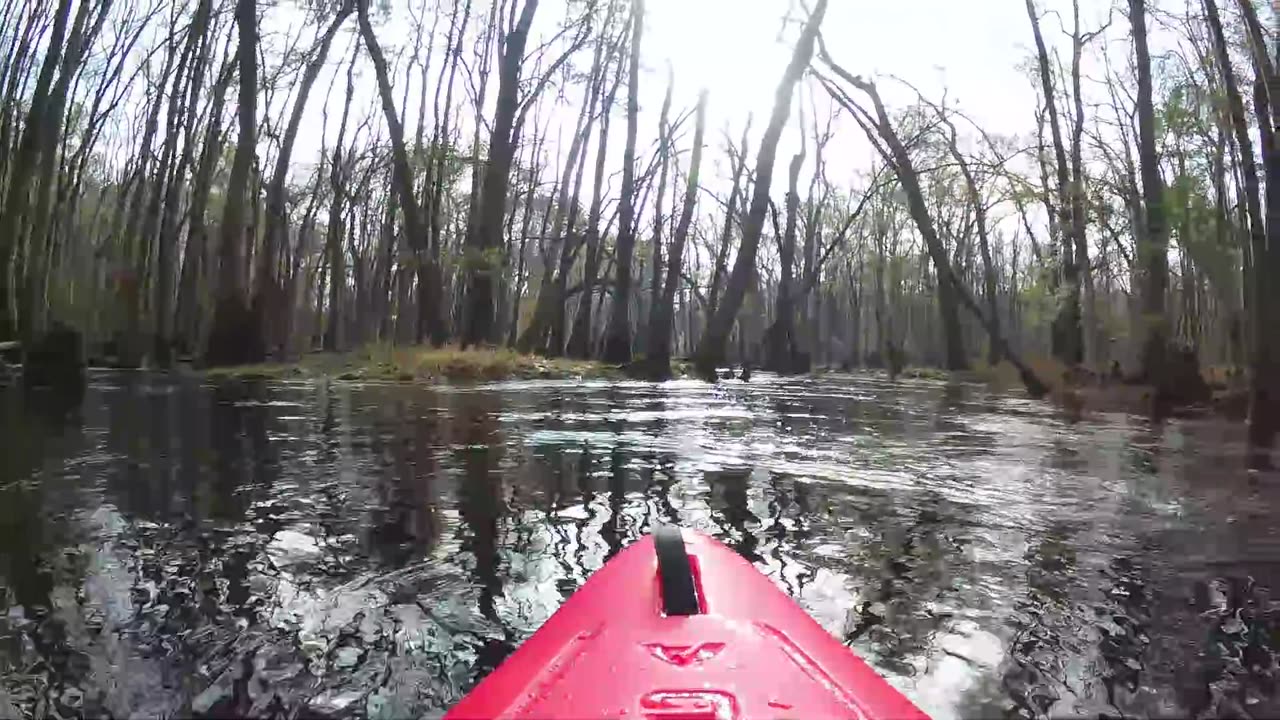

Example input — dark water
[2,372,1279,719]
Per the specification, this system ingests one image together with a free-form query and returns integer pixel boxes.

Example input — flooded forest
[2,0,1280,717]
[0,0,1275,422]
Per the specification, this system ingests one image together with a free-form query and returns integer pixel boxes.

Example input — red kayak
[446,527,928,719]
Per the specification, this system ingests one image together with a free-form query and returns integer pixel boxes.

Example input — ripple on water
[0,370,1277,718]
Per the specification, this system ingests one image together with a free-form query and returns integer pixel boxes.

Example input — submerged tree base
[205,345,622,383]
[890,355,1250,423]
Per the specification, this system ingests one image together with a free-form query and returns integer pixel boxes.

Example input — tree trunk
[454,1,500,344]
[570,20,629,358]
[546,95,602,356]
[286,185,322,355]
[157,0,213,365]
[873,208,896,376]
[694,0,827,377]
[506,135,543,346]
[936,108,1001,365]
[324,165,346,353]
[323,54,356,352]
[645,91,706,378]
[205,0,262,366]
[1025,0,1081,364]
[152,3,206,368]
[20,0,101,342]
[601,0,645,363]
[257,3,352,357]
[836,75,967,370]
[116,77,171,366]
[1070,0,1096,368]
[766,144,805,373]
[707,119,750,317]
[1232,0,1280,454]
[644,68,674,352]
[358,0,445,346]
[0,4,48,199]
[176,59,234,358]
[517,46,600,354]
[1129,0,1170,393]
[1251,73,1280,454]
[462,0,539,347]
[568,19,627,359]
[374,170,399,343]
[0,0,74,340]
[849,256,862,366]
[819,60,1046,394]
[1206,0,1263,361]
[418,0,473,346]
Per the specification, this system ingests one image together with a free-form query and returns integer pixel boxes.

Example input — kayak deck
[446,529,928,719]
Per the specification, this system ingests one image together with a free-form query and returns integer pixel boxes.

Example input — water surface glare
[2,371,1277,719]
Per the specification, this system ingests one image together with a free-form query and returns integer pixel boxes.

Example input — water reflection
[1,371,1278,718]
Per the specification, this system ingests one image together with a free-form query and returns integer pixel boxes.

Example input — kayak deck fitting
[446,526,929,719]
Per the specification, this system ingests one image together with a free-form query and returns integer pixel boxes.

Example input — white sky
[647,0,1049,137]
[90,0,1252,228]
[643,0,1055,201]
[277,0,1109,185]
[236,0,1204,254]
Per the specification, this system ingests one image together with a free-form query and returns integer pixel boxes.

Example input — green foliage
[1017,267,1062,330]
[409,139,469,183]
[1158,85,1190,138]
[887,254,909,290]
[63,100,87,138]
[1168,172,1241,302]
[1008,182,1043,208]
[460,246,506,275]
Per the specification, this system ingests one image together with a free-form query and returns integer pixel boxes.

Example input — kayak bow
[446,527,929,719]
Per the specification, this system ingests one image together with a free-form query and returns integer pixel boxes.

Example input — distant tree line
[0,0,1276,449]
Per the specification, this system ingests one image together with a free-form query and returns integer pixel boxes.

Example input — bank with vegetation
[204,346,623,383]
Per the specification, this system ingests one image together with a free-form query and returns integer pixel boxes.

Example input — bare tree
[601,0,644,363]
[358,0,446,346]
[816,44,1047,395]
[694,0,828,377]
[1129,0,1170,392]
[0,0,75,340]
[205,0,262,366]
[707,119,751,318]
[568,8,629,359]
[1231,0,1280,453]
[925,97,1002,365]
[644,90,706,378]
[1024,0,1081,365]
[257,2,354,357]
[763,103,806,373]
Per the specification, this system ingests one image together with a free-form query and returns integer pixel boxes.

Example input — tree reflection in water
[0,371,1277,718]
